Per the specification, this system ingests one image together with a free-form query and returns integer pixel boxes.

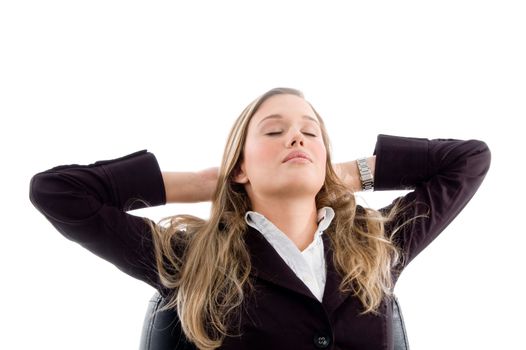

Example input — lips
[282,151,312,163]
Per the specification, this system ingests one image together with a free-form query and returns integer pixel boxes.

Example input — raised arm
[372,134,491,272]
[29,149,171,296]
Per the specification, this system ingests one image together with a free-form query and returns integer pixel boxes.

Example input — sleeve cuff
[372,134,429,191]
[97,150,167,210]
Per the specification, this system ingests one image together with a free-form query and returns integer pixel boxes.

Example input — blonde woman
[29,87,491,349]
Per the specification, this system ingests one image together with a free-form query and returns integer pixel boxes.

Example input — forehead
[251,94,319,126]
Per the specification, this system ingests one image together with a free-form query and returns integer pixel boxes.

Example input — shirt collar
[244,206,335,238]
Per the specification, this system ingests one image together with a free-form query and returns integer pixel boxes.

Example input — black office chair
[140,292,410,349]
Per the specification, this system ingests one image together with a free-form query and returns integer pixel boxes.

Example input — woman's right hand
[162,167,219,203]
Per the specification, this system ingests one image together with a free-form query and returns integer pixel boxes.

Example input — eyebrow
[257,113,320,126]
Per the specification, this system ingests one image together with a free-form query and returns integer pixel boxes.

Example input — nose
[288,129,305,147]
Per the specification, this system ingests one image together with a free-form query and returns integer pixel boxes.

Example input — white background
[1,1,525,349]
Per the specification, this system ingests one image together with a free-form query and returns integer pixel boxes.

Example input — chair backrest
[392,295,411,350]
[139,293,195,350]
[140,292,410,350]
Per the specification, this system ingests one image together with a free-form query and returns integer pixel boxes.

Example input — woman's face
[234,94,327,201]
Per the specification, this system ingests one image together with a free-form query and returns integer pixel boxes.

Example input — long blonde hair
[144,87,417,350]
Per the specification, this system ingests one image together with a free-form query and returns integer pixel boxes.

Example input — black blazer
[29,134,491,350]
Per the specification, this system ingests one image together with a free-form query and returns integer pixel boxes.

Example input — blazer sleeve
[29,149,170,296]
[373,134,491,271]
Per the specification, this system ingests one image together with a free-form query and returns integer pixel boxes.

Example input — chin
[272,181,322,196]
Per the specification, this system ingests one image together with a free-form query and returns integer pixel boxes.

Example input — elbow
[29,172,49,212]
[29,172,100,222]
[468,139,492,177]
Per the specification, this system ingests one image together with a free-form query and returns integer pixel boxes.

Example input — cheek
[316,147,328,178]
[314,142,327,164]
[254,144,275,160]
[244,141,276,170]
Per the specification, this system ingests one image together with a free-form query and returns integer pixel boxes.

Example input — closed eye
[266,132,317,137]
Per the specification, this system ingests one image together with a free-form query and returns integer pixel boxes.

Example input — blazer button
[313,334,331,348]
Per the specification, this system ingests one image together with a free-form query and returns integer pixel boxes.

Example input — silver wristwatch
[357,157,374,191]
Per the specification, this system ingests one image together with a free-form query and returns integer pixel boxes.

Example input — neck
[250,195,319,251]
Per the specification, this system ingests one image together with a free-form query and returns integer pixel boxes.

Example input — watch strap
[357,157,374,191]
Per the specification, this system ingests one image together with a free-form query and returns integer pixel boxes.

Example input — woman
[29,87,491,350]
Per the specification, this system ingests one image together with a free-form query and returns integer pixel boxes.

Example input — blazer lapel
[244,226,316,301]
[321,233,352,315]
[244,226,352,314]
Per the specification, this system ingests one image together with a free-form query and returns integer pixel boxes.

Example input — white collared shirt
[244,207,335,302]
